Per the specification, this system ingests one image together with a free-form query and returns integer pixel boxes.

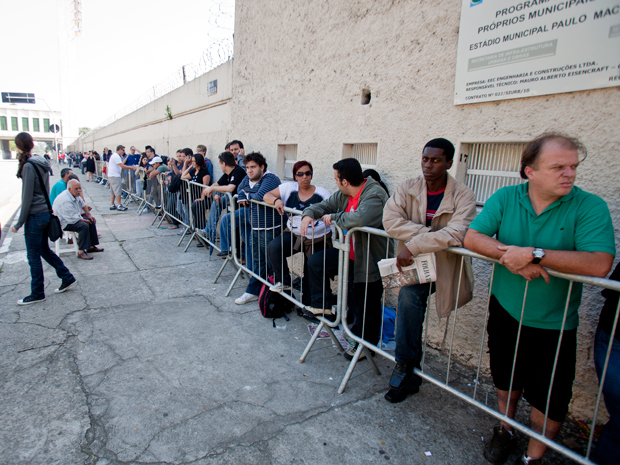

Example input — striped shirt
[426,187,445,226]
[237,171,282,230]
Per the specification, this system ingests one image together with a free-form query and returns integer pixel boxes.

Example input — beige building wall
[70,60,233,174]
[230,0,620,420]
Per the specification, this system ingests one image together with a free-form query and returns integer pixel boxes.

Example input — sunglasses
[296,170,313,177]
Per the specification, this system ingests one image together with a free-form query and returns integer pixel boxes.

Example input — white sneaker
[235,292,259,305]
[270,282,291,293]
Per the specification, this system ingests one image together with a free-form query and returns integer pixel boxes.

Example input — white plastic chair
[54,231,79,257]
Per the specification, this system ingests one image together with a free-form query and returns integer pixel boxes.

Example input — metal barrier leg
[225,267,244,297]
[183,231,196,253]
[214,256,231,283]
[177,228,189,247]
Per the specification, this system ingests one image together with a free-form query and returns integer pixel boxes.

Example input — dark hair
[333,158,364,186]
[218,151,236,167]
[60,168,72,178]
[160,156,169,165]
[224,142,231,150]
[145,145,153,152]
[116,144,125,151]
[140,155,148,166]
[193,153,206,169]
[520,132,587,179]
[293,160,313,176]
[182,148,193,157]
[363,169,389,196]
[67,173,80,182]
[423,138,455,162]
[229,140,244,149]
[243,151,267,170]
[16,132,34,178]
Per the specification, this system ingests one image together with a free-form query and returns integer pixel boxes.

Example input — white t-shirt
[108,153,123,177]
[278,182,332,238]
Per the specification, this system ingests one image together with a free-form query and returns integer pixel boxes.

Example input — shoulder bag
[28,161,63,242]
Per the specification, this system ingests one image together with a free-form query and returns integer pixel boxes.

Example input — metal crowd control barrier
[225,198,346,335]
[336,225,620,465]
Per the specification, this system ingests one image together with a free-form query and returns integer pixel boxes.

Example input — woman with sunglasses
[263,161,331,304]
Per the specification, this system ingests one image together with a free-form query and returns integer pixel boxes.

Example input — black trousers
[64,219,99,251]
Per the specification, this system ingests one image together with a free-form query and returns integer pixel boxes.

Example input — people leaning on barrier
[53,179,104,261]
[382,138,477,404]
[198,151,247,248]
[50,168,74,205]
[234,152,282,305]
[263,160,331,305]
[594,261,620,465]
[184,153,211,231]
[147,156,168,209]
[108,145,131,211]
[300,158,389,360]
[463,133,616,465]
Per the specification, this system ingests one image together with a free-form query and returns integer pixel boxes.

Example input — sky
[0,0,234,138]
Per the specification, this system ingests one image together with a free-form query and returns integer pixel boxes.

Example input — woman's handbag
[28,161,63,242]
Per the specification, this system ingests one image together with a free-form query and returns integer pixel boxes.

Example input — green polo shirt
[470,183,615,330]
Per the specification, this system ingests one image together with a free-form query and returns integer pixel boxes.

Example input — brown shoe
[78,251,93,260]
[88,246,104,253]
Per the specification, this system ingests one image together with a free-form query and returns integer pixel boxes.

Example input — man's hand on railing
[396,246,414,272]
[498,245,536,274]
[301,215,315,236]
[239,200,249,208]
[515,263,550,283]
[274,199,285,215]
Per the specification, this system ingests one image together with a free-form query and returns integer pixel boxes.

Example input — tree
[79,127,91,135]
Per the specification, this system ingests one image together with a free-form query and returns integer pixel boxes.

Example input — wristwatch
[532,248,545,264]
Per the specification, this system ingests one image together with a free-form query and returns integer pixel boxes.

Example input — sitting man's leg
[385,283,432,403]
[64,221,93,259]
[268,231,294,287]
[306,247,340,311]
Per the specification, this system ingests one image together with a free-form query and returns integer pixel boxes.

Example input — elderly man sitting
[52,179,104,260]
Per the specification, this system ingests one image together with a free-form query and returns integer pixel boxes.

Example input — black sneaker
[117,205,128,211]
[483,425,516,464]
[17,295,46,306]
[217,250,229,257]
[110,205,117,210]
[54,279,77,294]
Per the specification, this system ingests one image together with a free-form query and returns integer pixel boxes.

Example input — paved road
[0,159,23,237]
[0,178,583,464]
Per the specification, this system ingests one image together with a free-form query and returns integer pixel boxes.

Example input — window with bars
[11,117,18,131]
[461,142,527,205]
[342,143,378,169]
[32,118,40,132]
[0,116,6,131]
[22,117,29,132]
[43,118,50,132]
[277,144,298,180]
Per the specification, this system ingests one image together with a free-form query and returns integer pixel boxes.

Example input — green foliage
[165,105,173,120]
[79,127,92,135]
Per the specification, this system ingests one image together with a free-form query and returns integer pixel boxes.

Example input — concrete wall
[230,0,620,420]
[70,60,234,177]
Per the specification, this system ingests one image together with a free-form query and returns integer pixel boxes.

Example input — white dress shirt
[52,189,86,229]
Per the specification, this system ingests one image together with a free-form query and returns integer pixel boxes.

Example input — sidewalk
[0,177,575,464]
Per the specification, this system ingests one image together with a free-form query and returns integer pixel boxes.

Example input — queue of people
[9,130,619,465]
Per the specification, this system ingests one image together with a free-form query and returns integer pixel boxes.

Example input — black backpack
[259,276,294,327]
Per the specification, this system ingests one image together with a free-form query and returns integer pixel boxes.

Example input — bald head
[67,179,83,198]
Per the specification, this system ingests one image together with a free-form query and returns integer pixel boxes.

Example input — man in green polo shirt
[50,168,73,205]
[464,133,615,465]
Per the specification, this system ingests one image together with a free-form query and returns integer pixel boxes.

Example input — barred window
[461,142,527,205]
[343,143,378,169]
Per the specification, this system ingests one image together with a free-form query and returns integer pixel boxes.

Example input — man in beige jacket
[382,138,477,403]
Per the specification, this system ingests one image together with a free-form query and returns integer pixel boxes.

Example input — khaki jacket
[383,174,477,318]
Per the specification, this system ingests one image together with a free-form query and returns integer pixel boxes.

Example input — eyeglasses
[296,170,313,177]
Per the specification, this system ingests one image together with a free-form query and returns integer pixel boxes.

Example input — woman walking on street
[86,153,96,182]
[10,132,77,306]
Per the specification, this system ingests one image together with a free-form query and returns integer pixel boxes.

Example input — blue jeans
[205,195,228,243]
[395,283,434,389]
[246,227,281,296]
[24,212,74,298]
[219,207,251,256]
[594,327,620,465]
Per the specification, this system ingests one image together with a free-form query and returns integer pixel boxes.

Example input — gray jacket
[302,177,388,283]
[15,155,52,231]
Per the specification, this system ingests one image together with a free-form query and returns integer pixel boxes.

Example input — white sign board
[454,0,620,105]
